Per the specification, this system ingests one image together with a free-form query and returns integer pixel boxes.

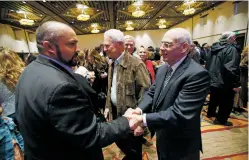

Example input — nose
[103,46,108,52]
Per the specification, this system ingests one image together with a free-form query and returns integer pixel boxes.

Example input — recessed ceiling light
[43,0,46,2]
[22,1,26,3]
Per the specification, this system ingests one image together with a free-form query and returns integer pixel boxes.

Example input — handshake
[124,108,145,136]
[104,108,145,136]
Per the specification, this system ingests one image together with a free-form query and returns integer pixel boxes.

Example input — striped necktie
[155,68,173,106]
[163,67,173,88]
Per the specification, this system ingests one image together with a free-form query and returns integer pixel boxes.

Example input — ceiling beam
[107,1,115,29]
[142,1,170,30]
[26,1,83,34]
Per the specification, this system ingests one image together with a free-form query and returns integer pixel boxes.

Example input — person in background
[0,47,25,120]
[239,46,248,108]
[206,31,240,126]
[0,104,24,160]
[193,41,201,55]
[189,43,200,63]
[124,35,141,59]
[138,45,156,83]
[200,43,211,65]
[147,46,155,60]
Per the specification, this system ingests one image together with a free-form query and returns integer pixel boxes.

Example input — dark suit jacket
[15,56,131,160]
[139,56,210,159]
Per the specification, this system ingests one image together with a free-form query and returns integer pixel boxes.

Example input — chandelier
[18,11,34,26]
[132,0,145,17]
[77,13,90,21]
[132,7,145,17]
[158,19,166,29]
[183,0,196,15]
[126,21,134,31]
[91,23,99,34]
[77,4,90,21]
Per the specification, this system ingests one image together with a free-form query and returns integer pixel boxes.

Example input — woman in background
[0,47,25,120]
[138,46,155,83]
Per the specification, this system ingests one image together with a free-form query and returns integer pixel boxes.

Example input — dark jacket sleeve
[48,83,130,149]
[146,70,210,131]
[138,81,156,113]
[223,46,240,88]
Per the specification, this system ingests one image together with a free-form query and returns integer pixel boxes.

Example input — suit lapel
[155,56,191,109]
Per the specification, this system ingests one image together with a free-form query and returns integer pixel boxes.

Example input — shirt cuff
[143,114,147,127]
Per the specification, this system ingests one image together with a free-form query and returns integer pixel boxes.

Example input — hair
[0,47,25,91]
[202,43,208,48]
[219,31,235,42]
[147,46,154,52]
[164,28,192,45]
[36,21,72,53]
[104,29,124,43]
[241,46,248,58]
[84,49,108,73]
[77,50,87,67]
[124,35,135,44]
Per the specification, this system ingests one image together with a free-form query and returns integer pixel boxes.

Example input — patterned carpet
[103,106,248,160]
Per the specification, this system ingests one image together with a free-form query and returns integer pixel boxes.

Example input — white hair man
[103,29,151,160]
[206,31,240,126]
[126,28,210,160]
[124,35,141,59]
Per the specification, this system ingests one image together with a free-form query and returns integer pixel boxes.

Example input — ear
[43,41,56,55]
[181,42,189,53]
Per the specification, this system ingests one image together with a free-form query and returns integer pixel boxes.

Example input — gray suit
[139,56,210,160]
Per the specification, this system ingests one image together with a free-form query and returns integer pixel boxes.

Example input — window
[200,14,208,26]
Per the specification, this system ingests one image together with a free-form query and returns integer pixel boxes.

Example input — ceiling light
[91,29,99,33]
[183,8,195,15]
[132,0,145,18]
[159,25,166,29]
[126,25,134,31]
[43,0,46,2]
[19,11,35,26]
[19,19,34,26]
[91,23,100,34]
[22,1,26,4]
[158,19,166,29]
[183,0,196,15]
[126,21,134,31]
[132,7,145,17]
[77,14,90,21]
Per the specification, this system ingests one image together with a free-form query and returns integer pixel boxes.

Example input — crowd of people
[0,21,247,160]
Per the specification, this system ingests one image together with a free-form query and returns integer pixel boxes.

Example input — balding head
[163,28,192,46]
[36,21,74,53]
[160,28,191,66]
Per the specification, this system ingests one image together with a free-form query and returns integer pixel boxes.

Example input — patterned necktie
[163,67,173,88]
[156,68,173,106]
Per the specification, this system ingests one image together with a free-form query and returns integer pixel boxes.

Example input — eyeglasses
[161,41,174,48]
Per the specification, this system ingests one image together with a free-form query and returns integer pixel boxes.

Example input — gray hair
[219,31,235,42]
[124,35,135,44]
[104,29,124,43]
[36,21,72,53]
[164,28,192,45]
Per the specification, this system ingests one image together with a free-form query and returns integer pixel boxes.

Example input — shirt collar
[170,55,187,73]
[114,51,125,65]
[39,54,73,73]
